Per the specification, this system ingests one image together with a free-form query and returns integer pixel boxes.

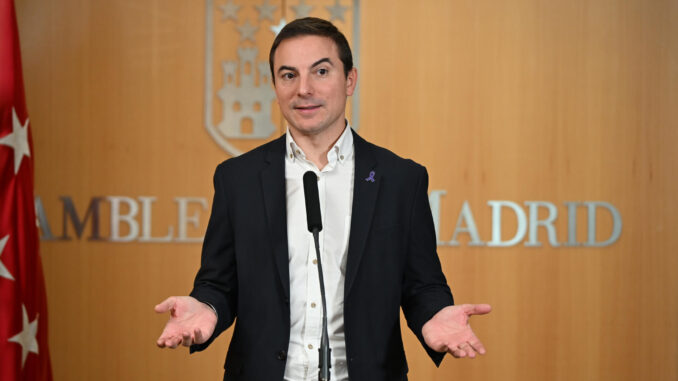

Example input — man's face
[272,35,357,139]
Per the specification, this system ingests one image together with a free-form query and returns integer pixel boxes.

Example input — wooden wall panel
[14,0,677,380]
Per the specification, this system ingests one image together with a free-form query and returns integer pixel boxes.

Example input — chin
[290,121,327,135]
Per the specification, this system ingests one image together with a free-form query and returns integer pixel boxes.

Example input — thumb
[464,303,492,316]
[154,296,177,314]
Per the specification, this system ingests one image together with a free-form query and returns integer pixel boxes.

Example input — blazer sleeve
[189,162,238,352]
[400,165,454,366]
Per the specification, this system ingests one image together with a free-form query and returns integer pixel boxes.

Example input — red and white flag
[0,0,53,379]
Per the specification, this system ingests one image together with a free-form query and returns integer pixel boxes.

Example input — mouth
[294,104,321,112]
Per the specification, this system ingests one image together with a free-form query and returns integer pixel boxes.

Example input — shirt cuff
[203,301,218,319]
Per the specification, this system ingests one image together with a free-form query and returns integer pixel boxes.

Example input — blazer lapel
[345,130,380,297]
[260,135,290,300]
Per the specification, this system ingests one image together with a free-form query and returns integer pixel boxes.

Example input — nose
[297,73,313,97]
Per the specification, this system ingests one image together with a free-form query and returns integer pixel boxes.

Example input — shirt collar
[285,121,354,167]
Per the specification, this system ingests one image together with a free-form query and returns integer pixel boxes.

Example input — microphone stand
[311,228,331,381]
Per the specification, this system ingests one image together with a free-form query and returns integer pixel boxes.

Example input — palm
[422,304,491,358]
[155,296,217,348]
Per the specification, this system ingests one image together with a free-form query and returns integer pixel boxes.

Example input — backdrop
[15,0,677,380]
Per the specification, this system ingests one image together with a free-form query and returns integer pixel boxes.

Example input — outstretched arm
[422,303,492,358]
[155,296,218,349]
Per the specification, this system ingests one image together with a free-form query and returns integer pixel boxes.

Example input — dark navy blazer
[190,130,454,381]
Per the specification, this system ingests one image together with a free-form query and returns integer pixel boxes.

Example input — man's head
[269,18,357,139]
[269,17,353,82]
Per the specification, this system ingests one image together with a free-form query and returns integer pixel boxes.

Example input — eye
[281,72,295,80]
[317,68,329,76]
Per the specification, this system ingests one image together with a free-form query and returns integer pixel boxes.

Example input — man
[155,17,491,381]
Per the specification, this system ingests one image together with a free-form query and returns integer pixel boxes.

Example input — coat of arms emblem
[204,0,360,156]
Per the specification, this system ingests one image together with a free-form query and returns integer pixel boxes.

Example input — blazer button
[277,350,287,361]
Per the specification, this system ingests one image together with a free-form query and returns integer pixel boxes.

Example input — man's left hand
[422,304,492,359]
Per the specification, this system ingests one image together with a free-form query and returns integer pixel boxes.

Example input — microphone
[302,171,331,381]
[303,171,323,233]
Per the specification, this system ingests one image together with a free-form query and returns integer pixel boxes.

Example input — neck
[290,122,346,170]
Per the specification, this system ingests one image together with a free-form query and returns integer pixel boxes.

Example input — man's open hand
[155,296,217,349]
[422,304,491,359]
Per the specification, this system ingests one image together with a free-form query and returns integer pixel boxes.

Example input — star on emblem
[326,0,348,22]
[237,20,259,42]
[8,304,40,368]
[291,0,313,19]
[255,0,277,21]
[0,235,14,281]
[0,107,31,175]
[270,18,286,36]
[219,0,240,21]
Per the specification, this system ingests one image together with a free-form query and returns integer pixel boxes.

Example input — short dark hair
[269,17,353,83]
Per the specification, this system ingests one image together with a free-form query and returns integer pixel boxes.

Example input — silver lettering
[428,190,446,245]
[584,201,622,247]
[488,201,527,247]
[174,197,208,243]
[564,202,581,246]
[138,197,174,242]
[108,196,139,242]
[59,196,103,240]
[35,196,55,241]
[524,201,559,247]
[449,201,484,246]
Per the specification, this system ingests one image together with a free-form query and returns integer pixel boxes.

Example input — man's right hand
[154,296,217,348]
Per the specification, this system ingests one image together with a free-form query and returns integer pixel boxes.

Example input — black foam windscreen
[303,171,323,232]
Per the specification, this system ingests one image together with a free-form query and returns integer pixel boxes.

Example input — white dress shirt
[283,125,354,381]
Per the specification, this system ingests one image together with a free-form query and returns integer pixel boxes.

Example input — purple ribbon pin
[365,171,376,182]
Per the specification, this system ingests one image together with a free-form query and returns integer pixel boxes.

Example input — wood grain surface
[15,0,677,380]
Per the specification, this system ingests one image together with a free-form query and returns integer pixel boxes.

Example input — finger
[155,296,177,313]
[194,327,204,345]
[469,339,487,355]
[459,343,477,358]
[464,303,492,316]
[161,334,180,349]
[181,331,194,347]
[448,347,466,358]
[167,336,182,349]
[156,330,173,348]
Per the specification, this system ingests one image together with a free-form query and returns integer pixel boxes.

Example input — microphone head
[303,171,323,232]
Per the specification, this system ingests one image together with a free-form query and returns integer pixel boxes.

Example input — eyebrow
[311,58,333,68]
[277,65,297,74]
[276,58,334,74]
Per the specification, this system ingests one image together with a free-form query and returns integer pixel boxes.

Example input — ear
[345,67,358,96]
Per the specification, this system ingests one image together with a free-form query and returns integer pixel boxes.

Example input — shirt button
[340,155,344,160]
[308,344,314,350]
[296,149,300,155]
[312,259,317,265]
[277,350,287,360]
[289,154,293,159]
[311,302,316,308]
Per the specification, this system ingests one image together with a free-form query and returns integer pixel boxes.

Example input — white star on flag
[1,1,52,378]
[0,235,14,281]
[8,304,40,368]
[0,107,31,174]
